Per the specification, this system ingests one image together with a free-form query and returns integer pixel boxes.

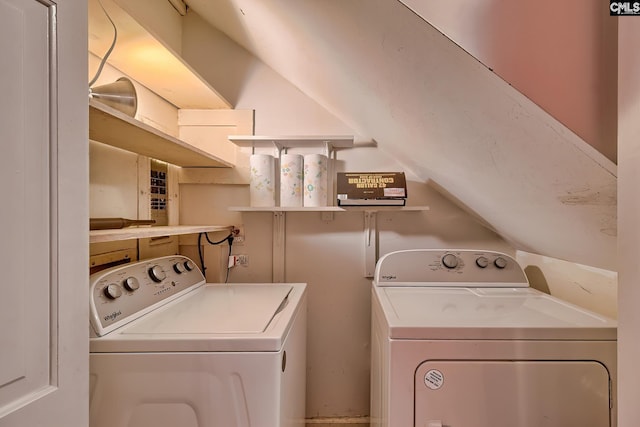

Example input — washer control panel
[374,249,528,287]
[89,255,205,336]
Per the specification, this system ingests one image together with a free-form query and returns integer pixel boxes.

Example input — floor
[306,424,369,427]
[305,418,370,427]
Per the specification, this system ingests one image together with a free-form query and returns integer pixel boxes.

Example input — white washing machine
[370,249,617,427]
[89,255,307,427]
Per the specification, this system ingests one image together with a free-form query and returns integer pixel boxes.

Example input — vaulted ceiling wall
[185,0,617,270]
[402,0,618,164]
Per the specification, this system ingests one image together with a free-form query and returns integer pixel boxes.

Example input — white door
[0,0,88,426]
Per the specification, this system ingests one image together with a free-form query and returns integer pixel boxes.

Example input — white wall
[617,19,640,427]
[186,0,617,273]
[516,251,617,319]
[401,0,618,163]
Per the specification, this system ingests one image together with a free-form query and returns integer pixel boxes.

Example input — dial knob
[123,277,140,291]
[103,283,123,300]
[442,253,459,269]
[148,265,167,283]
[494,257,508,269]
[475,256,489,268]
[184,260,195,271]
[173,262,186,274]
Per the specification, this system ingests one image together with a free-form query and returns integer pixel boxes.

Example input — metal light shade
[89,77,137,117]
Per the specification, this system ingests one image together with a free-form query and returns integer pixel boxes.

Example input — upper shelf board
[89,99,233,168]
[228,135,354,152]
[228,206,430,212]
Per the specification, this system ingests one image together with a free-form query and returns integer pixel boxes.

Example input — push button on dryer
[494,257,507,269]
[475,256,489,268]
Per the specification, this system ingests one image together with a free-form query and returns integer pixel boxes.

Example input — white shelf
[228,135,354,152]
[90,225,234,244]
[89,99,233,168]
[228,205,429,212]
[229,206,342,212]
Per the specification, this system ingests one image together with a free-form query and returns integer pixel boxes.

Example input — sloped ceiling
[185,0,617,271]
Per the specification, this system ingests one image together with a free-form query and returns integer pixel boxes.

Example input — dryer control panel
[374,249,528,287]
[89,255,205,336]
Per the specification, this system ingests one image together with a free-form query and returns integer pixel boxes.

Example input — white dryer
[89,255,307,427]
[370,249,616,427]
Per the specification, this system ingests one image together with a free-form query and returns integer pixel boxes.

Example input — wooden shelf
[90,225,234,244]
[228,205,429,212]
[89,99,233,167]
[228,135,354,153]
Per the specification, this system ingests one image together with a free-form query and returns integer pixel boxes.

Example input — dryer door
[415,360,611,427]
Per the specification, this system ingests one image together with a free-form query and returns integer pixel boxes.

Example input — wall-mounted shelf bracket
[364,210,378,277]
[272,211,286,283]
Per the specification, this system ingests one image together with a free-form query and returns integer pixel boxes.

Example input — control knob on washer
[173,262,186,274]
[103,283,123,299]
[148,265,167,282]
[123,277,140,291]
[494,257,508,269]
[184,260,195,271]
[442,253,459,269]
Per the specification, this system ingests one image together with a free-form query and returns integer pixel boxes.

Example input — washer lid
[90,283,306,353]
[377,287,617,340]
[123,284,292,335]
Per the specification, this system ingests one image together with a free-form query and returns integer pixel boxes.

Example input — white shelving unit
[228,134,427,279]
[89,99,233,168]
[88,0,237,266]
[89,225,234,244]
[228,206,428,212]
[230,205,429,280]
[228,135,354,156]
[228,134,354,207]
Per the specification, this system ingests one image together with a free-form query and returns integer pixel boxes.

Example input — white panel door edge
[0,0,88,425]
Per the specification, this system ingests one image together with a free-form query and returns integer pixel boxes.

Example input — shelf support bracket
[272,141,283,158]
[364,210,377,278]
[272,211,286,282]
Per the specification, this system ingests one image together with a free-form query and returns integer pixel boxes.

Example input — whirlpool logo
[610,1,640,15]
[104,310,122,322]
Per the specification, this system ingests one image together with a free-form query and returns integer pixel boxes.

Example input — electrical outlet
[236,254,249,267]
[233,224,245,245]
